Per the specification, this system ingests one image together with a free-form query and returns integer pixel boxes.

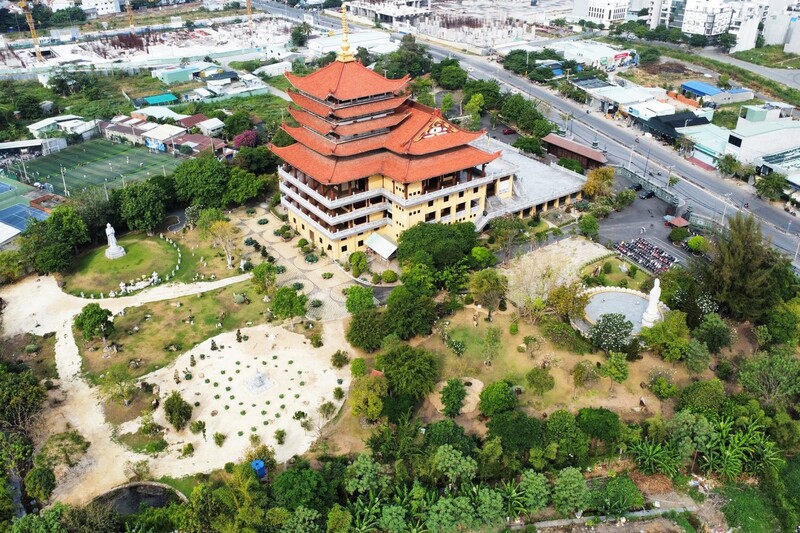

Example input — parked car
[502,128,515,135]
[628,183,643,191]
[640,190,655,199]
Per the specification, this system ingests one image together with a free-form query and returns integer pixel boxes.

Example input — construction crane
[126,0,135,34]
[246,0,253,38]
[18,0,43,63]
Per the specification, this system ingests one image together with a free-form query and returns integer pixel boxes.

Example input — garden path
[0,273,269,505]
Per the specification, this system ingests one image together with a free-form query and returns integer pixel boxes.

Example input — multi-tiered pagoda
[271,7,510,259]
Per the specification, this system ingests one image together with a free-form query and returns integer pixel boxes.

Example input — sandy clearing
[0,275,346,506]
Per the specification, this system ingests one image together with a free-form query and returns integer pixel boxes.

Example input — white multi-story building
[728,0,766,51]
[647,0,676,29]
[572,0,629,24]
[83,0,121,15]
[680,0,734,35]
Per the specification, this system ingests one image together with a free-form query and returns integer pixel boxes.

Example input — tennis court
[4,139,184,196]
[0,182,14,194]
[0,204,48,231]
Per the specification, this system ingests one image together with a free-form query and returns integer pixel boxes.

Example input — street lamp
[720,193,732,224]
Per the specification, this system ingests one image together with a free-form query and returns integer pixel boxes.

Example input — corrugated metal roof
[681,81,722,97]
[364,233,397,260]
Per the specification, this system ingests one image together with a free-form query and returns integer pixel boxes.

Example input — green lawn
[733,45,800,69]
[581,256,651,291]
[63,234,178,296]
[719,485,781,533]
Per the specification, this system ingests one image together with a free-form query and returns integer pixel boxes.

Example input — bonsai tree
[687,235,709,254]
[164,391,193,430]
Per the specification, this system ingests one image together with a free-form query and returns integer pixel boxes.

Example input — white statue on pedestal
[105,223,127,260]
[642,278,662,328]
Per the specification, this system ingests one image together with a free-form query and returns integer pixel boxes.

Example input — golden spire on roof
[337,4,355,63]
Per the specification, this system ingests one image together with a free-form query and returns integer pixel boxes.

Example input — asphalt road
[698,49,800,91]
[253,1,800,266]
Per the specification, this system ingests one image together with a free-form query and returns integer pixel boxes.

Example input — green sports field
[4,139,184,196]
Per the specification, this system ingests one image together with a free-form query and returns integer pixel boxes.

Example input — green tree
[519,470,550,513]
[592,475,644,518]
[755,172,788,200]
[397,222,477,270]
[486,411,543,457]
[590,313,633,354]
[24,466,55,503]
[640,310,691,363]
[346,309,388,352]
[385,286,437,339]
[182,483,217,533]
[558,157,584,174]
[11,503,69,533]
[344,454,389,495]
[425,496,475,532]
[163,391,193,430]
[74,303,114,347]
[475,487,505,528]
[378,505,407,533]
[513,136,544,156]
[326,504,351,533]
[251,262,277,296]
[600,352,629,392]
[677,378,727,416]
[765,303,800,345]
[693,313,732,354]
[438,65,468,90]
[271,286,307,321]
[120,180,165,235]
[576,407,621,450]
[272,459,325,511]
[478,381,517,417]
[376,344,438,399]
[572,360,600,398]
[469,268,508,320]
[552,467,589,516]
[290,23,311,46]
[684,339,712,374]
[350,376,388,422]
[223,167,267,206]
[441,378,467,418]
[0,476,13,531]
[526,367,555,395]
[687,235,709,254]
[545,410,590,466]
[717,153,741,177]
[717,32,737,51]
[739,349,800,408]
[345,286,375,315]
[172,155,230,207]
[470,246,495,268]
[223,111,252,138]
[705,214,777,321]
[441,93,454,116]
[431,444,477,487]
[374,34,433,78]
[99,363,135,405]
[578,214,599,239]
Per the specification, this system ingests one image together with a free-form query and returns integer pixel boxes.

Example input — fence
[614,165,683,211]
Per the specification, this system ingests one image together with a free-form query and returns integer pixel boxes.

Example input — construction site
[0,9,295,71]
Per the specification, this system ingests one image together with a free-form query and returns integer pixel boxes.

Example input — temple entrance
[486,181,496,197]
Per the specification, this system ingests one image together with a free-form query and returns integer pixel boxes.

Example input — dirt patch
[0,331,58,381]
[642,61,690,75]
[631,471,674,495]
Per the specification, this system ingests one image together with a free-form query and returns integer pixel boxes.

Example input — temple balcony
[282,197,389,240]
[279,165,516,210]
[280,183,389,225]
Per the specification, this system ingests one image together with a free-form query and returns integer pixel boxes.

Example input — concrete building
[572,0,629,24]
[541,133,608,169]
[346,0,430,26]
[647,0,674,29]
[627,100,676,120]
[725,103,800,161]
[307,31,398,58]
[680,0,734,36]
[270,30,584,260]
[253,61,292,78]
[727,1,765,52]
[27,114,84,138]
[546,40,635,69]
[675,123,730,167]
[197,117,225,136]
[762,0,800,46]
[82,0,121,14]
[100,117,160,145]
[143,124,187,152]
[152,66,197,85]
[680,80,755,105]
[754,146,800,187]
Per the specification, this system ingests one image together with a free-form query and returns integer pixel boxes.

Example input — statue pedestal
[105,245,126,260]
[642,306,660,329]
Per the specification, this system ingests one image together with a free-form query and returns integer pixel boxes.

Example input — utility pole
[103,178,109,201]
[60,165,68,196]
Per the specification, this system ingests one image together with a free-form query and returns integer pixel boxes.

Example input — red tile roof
[271,141,499,185]
[177,114,209,129]
[542,133,607,163]
[289,107,409,137]
[287,91,411,120]
[285,60,409,101]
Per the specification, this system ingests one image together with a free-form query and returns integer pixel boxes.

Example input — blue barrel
[251,459,266,479]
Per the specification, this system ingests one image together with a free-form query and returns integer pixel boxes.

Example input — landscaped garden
[581,256,652,291]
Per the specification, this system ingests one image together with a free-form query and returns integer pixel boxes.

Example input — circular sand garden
[130,324,350,471]
[63,234,178,296]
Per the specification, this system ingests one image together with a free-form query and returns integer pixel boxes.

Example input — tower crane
[126,0,135,34]
[18,0,43,63]
[246,0,253,38]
